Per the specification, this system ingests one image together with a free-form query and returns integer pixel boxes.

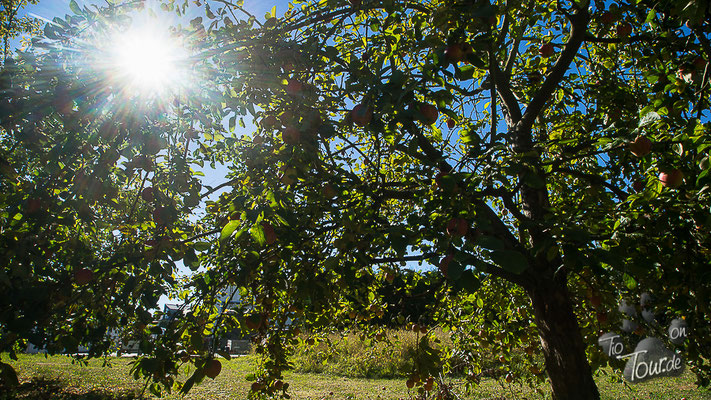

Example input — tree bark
[527,272,600,400]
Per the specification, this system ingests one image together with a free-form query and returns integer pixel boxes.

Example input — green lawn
[1,354,710,399]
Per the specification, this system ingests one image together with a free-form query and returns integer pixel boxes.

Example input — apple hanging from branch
[204,359,222,379]
[74,268,94,285]
[539,43,554,58]
[659,168,684,189]
[351,104,373,127]
[446,218,469,237]
[628,136,652,157]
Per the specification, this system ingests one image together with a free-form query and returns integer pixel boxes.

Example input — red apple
[505,373,513,383]
[418,103,438,125]
[322,184,338,199]
[677,64,694,83]
[539,43,554,58]
[446,218,469,237]
[616,22,632,38]
[205,359,222,379]
[628,136,652,157]
[632,180,644,192]
[351,104,373,127]
[261,115,279,129]
[25,198,44,215]
[590,294,602,308]
[141,187,154,202]
[285,79,303,96]
[597,311,608,324]
[281,126,301,145]
[446,118,456,129]
[153,206,169,226]
[424,376,434,391]
[262,222,277,245]
[600,11,616,24]
[693,57,707,71]
[279,110,294,125]
[439,254,453,277]
[659,169,684,188]
[74,268,94,285]
[279,167,297,185]
[444,43,465,63]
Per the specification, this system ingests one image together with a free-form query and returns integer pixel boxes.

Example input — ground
[1,354,710,399]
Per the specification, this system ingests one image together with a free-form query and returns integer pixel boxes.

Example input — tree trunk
[527,273,600,400]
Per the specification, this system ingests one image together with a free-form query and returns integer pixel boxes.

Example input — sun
[108,24,189,97]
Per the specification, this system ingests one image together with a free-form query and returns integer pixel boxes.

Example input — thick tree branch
[403,123,527,258]
[461,255,530,288]
[201,179,237,200]
[515,9,590,136]
[489,46,523,126]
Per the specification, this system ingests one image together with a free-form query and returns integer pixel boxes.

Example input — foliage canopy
[1,0,711,399]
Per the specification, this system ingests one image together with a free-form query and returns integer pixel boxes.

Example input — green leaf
[216,350,232,360]
[455,65,476,80]
[447,260,465,280]
[457,270,480,293]
[184,248,200,271]
[193,242,211,252]
[69,0,81,15]
[490,250,529,274]
[475,235,505,251]
[638,110,660,128]
[219,220,241,242]
[250,224,266,246]
[623,273,637,289]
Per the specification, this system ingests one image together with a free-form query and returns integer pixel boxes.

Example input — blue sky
[19,0,289,23]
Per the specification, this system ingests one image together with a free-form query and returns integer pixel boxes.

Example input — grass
[1,353,710,399]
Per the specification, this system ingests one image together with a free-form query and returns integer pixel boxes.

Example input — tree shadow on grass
[0,377,144,400]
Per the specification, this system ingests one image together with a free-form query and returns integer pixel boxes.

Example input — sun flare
[109,25,188,96]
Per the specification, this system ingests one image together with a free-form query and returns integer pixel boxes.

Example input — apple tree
[199,0,711,398]
[0,1,223,393]
[1,0,711,399]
